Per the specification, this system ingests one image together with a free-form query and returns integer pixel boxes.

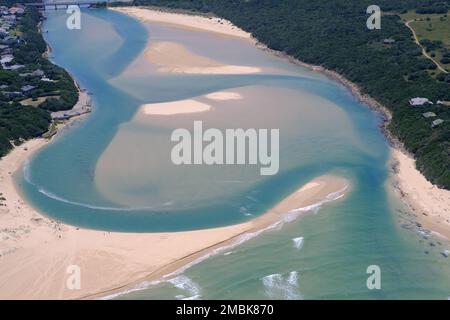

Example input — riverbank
[51,88,92,121]
[110,6,252,40]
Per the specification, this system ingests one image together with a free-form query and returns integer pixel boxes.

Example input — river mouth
[16,8,387,232]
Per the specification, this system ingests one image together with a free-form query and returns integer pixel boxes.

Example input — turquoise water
[15,9,450,299]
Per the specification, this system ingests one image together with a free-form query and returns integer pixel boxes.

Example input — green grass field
[400,11,450,73]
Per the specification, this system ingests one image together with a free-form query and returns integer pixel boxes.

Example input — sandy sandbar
[145,41,261,75]
[205,91,243,101]
[141,99,212,115]
[139,89,245,116]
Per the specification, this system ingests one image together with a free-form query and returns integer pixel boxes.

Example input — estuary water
[15,9,450,299]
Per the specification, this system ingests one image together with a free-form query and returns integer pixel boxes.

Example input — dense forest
[0,102,50,154]
[0,2,79,157]
[122,0,450,189]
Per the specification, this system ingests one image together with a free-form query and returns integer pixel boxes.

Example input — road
[405,19,449,74]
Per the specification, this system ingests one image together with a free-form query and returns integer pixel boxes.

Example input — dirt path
[405,20,449,74]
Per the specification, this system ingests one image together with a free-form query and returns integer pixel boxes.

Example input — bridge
[25,1,106,10]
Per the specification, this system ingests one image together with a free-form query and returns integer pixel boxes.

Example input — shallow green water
[15,9,450,299]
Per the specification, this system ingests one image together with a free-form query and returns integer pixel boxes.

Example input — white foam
[99,185,348,299]
[262,271,302,300]
[167,275,202,300]
[23,158,32,183]
[23,165,162,212]
[99,275,203,300]
[245,195,259,202]
[162,187,346,279]
[239,206,253,216]
[292,237,304,250]
[182,294,202,300]
[99,280,162,300]
[289,184,348,216]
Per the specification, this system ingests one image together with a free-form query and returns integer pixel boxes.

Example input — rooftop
[431,119,444,128]
[422,112,437,118]
[21,85,36,92]
[410,97,433,106]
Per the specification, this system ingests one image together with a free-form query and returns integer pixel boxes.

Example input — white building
[431,119,444,128]
[0,53,13,64]
[422,112,436,118]
[409,97,433,106]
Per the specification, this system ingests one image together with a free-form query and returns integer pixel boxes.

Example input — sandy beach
[110,7,252,40]
[0,136,348,299]
[145,41,261,75]
[390,149,450,239]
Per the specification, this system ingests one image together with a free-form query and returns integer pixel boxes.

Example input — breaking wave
[292,237,304,249]
[262,271,302,300]
[99,280,162,300]
[100,185,347,299]
[23,159,166,212]
[99,275,202,300]
[167,275,202,300]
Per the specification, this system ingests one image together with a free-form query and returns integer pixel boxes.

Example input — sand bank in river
[145,41,261,75]
[205,91,243,101]
[0,140,348,300]
[141,99,211,115]
[139,90,243,116]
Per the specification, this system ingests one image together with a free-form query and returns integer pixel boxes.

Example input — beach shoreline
[389,149,450,240]
[87,176,349,300]
[110,6,253,40]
